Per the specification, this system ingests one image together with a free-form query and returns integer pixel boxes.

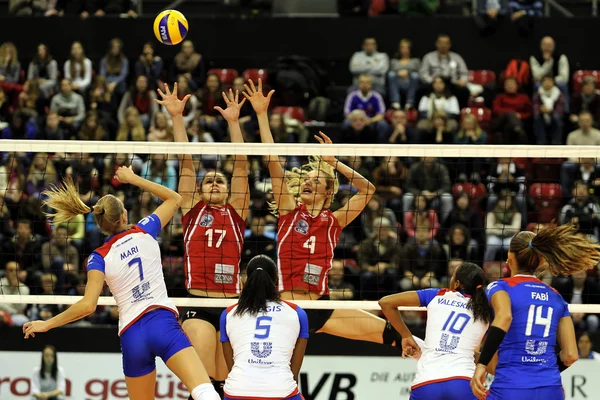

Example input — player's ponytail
[42,177,92,224]
[44,179,126,235]
[455,262,491,324]
[235,255,281,316]
[510,222,600,276]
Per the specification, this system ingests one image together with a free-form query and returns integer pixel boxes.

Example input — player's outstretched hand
[23,320,50,339]
[470,364,488,399]
[114,165,136,184]
[242,78,274,115]
[156,82,191,117]
[401,336,421,360]
[214,89,246,122]
[314,131,337,165]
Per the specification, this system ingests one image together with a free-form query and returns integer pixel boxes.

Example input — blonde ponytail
[42,178,91,225]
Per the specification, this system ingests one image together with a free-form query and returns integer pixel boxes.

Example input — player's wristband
[556,354,569,372]
[478,326,507,366]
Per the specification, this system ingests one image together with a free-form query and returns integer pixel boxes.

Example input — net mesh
[1,140,600,326]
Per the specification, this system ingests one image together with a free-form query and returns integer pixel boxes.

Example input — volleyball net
[1,140,600,325]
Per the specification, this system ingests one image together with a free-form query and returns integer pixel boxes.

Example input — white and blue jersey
[411,288,488,392]
[220,300,309,399]
[87,214,190,378]
[485,275,570,398]
[87,214,178,335]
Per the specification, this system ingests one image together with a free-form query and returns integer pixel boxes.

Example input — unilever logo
[251,342,273,358]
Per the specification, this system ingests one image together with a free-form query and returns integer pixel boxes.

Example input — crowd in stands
[1,31,600,337]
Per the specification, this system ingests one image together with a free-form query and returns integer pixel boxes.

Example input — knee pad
[382,321,402,346]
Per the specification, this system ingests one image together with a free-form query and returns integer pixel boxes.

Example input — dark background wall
[0,16,597,86]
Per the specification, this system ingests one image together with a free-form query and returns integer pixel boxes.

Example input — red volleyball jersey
[277,204,341,296]
[182,201,246,293]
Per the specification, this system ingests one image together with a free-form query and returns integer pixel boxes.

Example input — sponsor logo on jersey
[295,219,309,235]
[199,213,214,227]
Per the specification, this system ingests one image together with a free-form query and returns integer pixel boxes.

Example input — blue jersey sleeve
[559,297,571,318]
[86,252,105,274]
[219,310,230,342]
[137,214,162,239]
[486,280,509,303]
[417,288,441,307]
[296,306,309,339]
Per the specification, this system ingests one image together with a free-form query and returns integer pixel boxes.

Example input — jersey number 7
[128,257,144,281]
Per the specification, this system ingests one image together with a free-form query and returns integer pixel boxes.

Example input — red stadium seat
[208,68,239,85]
[460,107,492,131]
[243,69,268,84]
[406,108,418,126]
[529,183,563,223]
[468,70,496,87]
[572,70,600,94]
[273,106,305,122]
[468,97,486,108]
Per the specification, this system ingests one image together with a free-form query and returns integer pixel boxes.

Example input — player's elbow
[562,350,578,366]
[378,295,394,310]
[494,313,513,330]
[83,302,97,316]
[173,193,183,208]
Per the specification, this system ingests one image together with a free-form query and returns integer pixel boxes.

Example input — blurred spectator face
[43,347,55,366]
[110,39,122,56]
[362,38,377,56]
[46,112,59,130]
[451,227,466,245]
[37,44,48,59]
[85,113,98,130]
[126,109,139,126]
[347,156,363,170]
[447,259,463,280]
[573,182,589,202]
[155,112,167,129]
[71,42,83,58]
[580,158,595,169]
[135,75,148,92]
[433,114,446,129]
[143,43,154,58]
[498,194,513,210]
[432,77,445,94]
[17,221,32,241]
[33,154,46,170]
[582,80,596,96]
[367,196,381,211]
[435,35,451,54]
[456,193,469,210]
[115,153,128,166]
[40,308,54,320]
[484,263,502,282]
[399,39,411,58]
[270,114,283,130]
[206,74,220,92]
[54,227,68,247]
[181,40,194,56]
[421,157,437,168]
[177,76,190,93]
[373,219,392,240]
[391,110,407,126]
[329,259,345,284]
[349,112,368,131]
[60,79,72,95]
[461,114,476,130]
[540,36,555,56]
[572,269,587,286]
[579,113,593,131]
[233,77,245,93]
[41,273,56,294]
[5,261,19,287]
[415,195,426,211]
[415,227,429,245]
[578,333,593,357]
[12,113,23,129]
[358,75,373,94]
[541,76,555,91]
[504,78,518,94]
[250,215,266,236]
[151,154,167,168]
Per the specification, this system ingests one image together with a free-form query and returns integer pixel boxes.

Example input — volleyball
[153,10,189,46]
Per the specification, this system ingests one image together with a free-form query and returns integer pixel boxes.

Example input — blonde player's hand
[314,131,337,165]
[470,364,488,399]
[114,166,136,184]
[214,88,246,122]
[23,320,50,339]
[242,78,274,115]
[155,82,191,117]
[401,336,421,359]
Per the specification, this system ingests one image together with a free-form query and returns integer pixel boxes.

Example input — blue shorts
[120,308,191,377]
[410,379,476,400]
[486,386,564,400]
[224,394,303,400]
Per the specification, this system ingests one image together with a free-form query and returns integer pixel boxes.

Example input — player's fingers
[239,98,246,107]
[214,106,224,114]
[258,78,263,93]
[244,84,252,95]
[249,79,257,93]
[221,91,230,104]
[164,83,171,96]
[266,90,275,101]
[173,82,178,97]
[242,91,251,101]
[182,94,191,104]
[234,89,239,103]
[156,88,166,99]
[154,99,164,105]
[314,135,324,144]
